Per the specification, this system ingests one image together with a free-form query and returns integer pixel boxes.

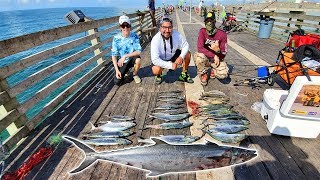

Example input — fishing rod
[221,0,278,34]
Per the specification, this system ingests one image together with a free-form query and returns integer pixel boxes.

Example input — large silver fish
[82,130,134,138]
[202,130,248,143]
[138,135,201,145]
[83,137,132,146]
[143,120,193,130]
[63,136,257,177]
[149,113,190,122]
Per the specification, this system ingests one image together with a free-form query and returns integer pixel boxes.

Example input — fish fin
[63,135,96,154]
[150,137,167,145]
[70,157,97,174]
[63,136,98,173]
[204,139,219,147]
[147,170,166,177]
[137,136,154,145]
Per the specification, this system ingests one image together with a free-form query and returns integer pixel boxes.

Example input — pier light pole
[190,0,192,23]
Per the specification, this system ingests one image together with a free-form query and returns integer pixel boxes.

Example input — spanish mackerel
[82,130,134,138]
[202,130,247,143]
[153,109,188,115]
[204,120,250,126]
[158,95,185,100]
[110,115,134,121]
[154,104,185,110]
[149,113,190,121]
[89,122,135,132]
[138,135,201,144]
[63,136,257,177]
[83,137,132,146]
[207,125,248,134]
[143,120,193,130]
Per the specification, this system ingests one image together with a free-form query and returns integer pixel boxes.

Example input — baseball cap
[204,11,216,21]
[159,14,172,25]
[119,15,130,25]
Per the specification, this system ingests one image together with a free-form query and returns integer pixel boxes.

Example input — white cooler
[261,76,320,138]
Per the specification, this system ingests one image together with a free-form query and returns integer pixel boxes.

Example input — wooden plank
[273,12,320,22]
[0,109,20,132]
[0,91,10,105]
[18,46,110,115]
[0,26,117,79]
[273,18,320,29]
[3,126,29,150]
[9,38,112,98]
[26,63,104,130]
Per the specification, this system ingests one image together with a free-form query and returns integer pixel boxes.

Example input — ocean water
[0,7,141,141]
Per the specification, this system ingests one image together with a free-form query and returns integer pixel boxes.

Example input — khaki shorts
[194,52,228,79]
[194,52,212,74]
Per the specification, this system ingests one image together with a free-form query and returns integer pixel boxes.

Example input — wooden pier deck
[3,9,320,180]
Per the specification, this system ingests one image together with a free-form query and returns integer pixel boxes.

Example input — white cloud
[18,0,29,4]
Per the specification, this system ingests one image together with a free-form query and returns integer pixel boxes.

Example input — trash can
[258,18,275,39]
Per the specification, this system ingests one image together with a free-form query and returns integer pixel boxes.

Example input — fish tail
[62,135,98,173]
[201,118,208,125]
[88,122,96,131]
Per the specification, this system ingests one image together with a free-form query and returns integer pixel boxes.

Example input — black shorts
[169,49,181,62]
[114,56,140,85]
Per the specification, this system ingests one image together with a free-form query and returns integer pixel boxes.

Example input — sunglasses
[120,23,131,28]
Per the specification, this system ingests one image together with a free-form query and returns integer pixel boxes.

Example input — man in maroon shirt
[194,11,228,86]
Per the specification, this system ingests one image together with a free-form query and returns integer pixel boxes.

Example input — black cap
[204,11,216,21]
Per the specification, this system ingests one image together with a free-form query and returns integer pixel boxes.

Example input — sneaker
[133,75,141,84]
[155,75,162,84]
[200,73,208,86]
[210,69,216,79]
[178,72,194,83]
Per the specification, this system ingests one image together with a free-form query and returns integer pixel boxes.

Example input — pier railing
[0,10,161,153]
[223,2,320,42]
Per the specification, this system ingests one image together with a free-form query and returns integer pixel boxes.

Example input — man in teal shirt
[111,15,142,85]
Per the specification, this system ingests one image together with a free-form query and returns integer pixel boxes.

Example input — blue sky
[0,0,161,12]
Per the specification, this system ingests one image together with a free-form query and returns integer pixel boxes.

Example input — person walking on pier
[194,11,228,86]
[148,0,156,27]
[112,15,142,85]
[150,15,194,84]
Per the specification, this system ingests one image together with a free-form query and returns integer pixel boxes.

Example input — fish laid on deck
[143,120,193,130]
[63,136,257,177]
[89,122,135,132]
[203,119,250,126]
[83,137,132,146]
[202,130,248,143]
[138,135,201,145]
[106,115,135,121]
[82,130,134,138]
[206,125,248,134]
[149,112,190,121]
